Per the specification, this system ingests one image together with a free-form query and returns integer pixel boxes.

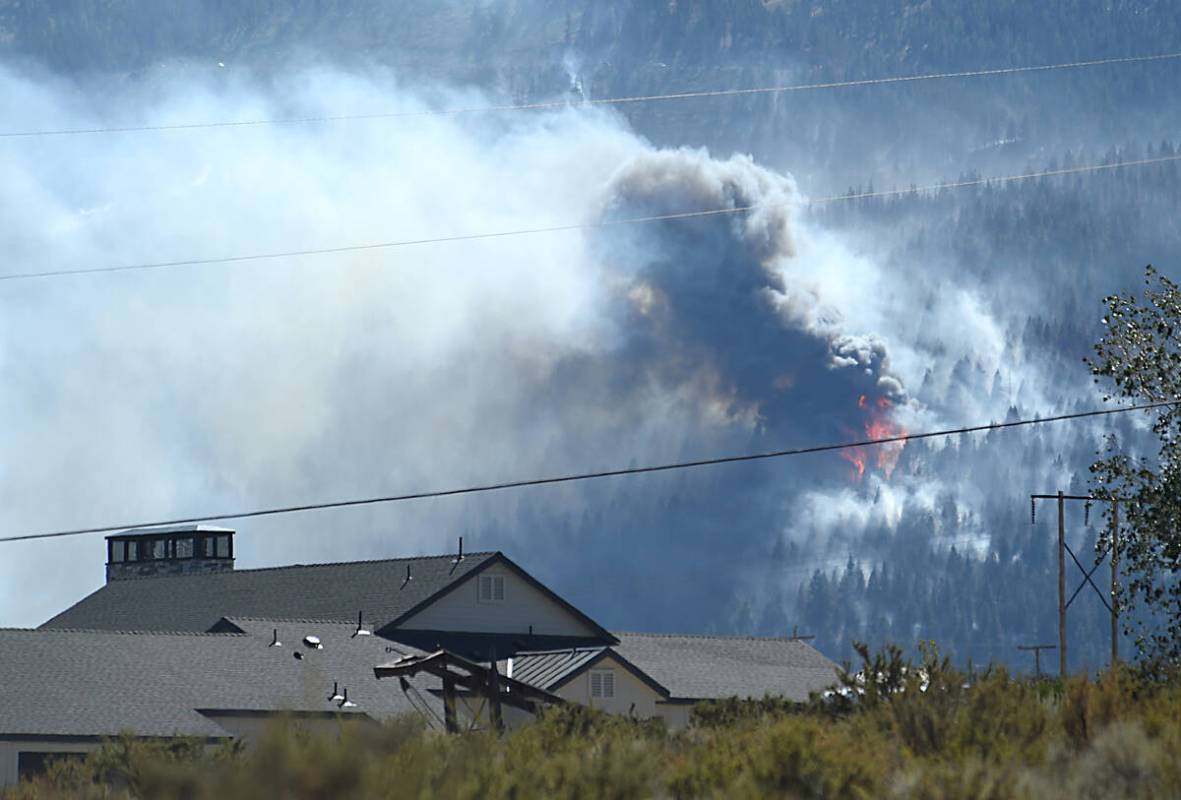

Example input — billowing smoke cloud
[0,60,998,637]
[593,150,908,435]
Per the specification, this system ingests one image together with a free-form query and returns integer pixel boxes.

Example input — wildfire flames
[841,395,908,480]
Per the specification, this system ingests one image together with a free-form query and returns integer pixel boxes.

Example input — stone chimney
[105,525,235,582]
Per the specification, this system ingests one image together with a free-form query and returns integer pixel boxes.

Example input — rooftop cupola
[105,525,234,583]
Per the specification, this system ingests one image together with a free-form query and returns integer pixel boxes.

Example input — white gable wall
[552,654,663,719]
[395,564,600,638]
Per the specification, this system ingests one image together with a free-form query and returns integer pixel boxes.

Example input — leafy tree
[1088,265,1181,661]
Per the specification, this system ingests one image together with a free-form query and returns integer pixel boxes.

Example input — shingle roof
[41,552,498,633]
[611,632,840,702]
[0,625,438,739]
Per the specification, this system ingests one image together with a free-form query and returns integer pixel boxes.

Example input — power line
[3,153,1178,285]
[2,399,1174,545]
[3,51,1179,139]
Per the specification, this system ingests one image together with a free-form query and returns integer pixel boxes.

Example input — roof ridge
[93,551,500,585]
[223,615,374,625]
[512,646,608,657]
[2,627,248,637]
[612,631,801,643]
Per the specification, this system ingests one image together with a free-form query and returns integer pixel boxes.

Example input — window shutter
[590,670,614,699]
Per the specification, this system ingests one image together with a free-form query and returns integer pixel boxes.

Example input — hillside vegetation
[9,647,1181,799]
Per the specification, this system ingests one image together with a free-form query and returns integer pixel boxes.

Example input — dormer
[105,525,234,583]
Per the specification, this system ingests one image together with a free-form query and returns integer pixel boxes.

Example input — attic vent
[303,635,322,650]
[478,574,505,603]
[590,669,615,699]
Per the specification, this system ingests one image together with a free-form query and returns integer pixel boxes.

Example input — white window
[478,574,505,603]
[590,669,615,699]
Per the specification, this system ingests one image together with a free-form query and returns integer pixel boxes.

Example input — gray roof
[212,616,428,661]
[611,633,840,702]
[508,647,607,690]
[41,552,498,633]
[0,625,439,739]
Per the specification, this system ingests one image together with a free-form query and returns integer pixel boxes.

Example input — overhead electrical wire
[1,399,1174,545]
[2,51,1180,138]
[3,153,1178,284]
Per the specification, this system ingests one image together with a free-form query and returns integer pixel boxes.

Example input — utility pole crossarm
[1030,491,1125,676]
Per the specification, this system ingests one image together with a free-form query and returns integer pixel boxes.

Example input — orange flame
[841,395,908,481]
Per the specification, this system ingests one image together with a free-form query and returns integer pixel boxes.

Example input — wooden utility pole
[1032,492,1125,678]
[1017,644,1057,677]
[1058,491,1067,678]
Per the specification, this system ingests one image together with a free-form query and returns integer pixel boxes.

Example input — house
[0,621,428,786]
[508,633,841,727]
[46,527,614,659]
[1,524,839,785]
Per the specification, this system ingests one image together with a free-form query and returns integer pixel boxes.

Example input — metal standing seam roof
[610,632,841,702]
[0,624,439,739]
[40,552,499,633]
[506,647,609,690]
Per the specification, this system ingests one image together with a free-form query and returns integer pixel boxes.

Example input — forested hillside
[2,1,1178,673]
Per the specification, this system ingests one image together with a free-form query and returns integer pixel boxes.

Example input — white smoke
[0,61,1009,631]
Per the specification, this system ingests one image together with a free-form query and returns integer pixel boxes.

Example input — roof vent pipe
[352,611,372,638]
[269,629,281,647]
[400,563,412,589]
[328,682,344,703]
[338,688,356,709]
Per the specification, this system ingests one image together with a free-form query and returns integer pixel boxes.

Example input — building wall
[0,740,99,788]
[553,655,664,720]
[197,712,370,745]
[654,701,695,730]
[106,557,232,583]
[396,565,599,638]
[452,694,535,732]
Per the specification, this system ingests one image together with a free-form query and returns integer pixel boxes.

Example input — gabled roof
[509,646,670,698]
[40,552,498,633]
[611,632,840,702]
[0,626,437,739]
[384,553,617,645]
